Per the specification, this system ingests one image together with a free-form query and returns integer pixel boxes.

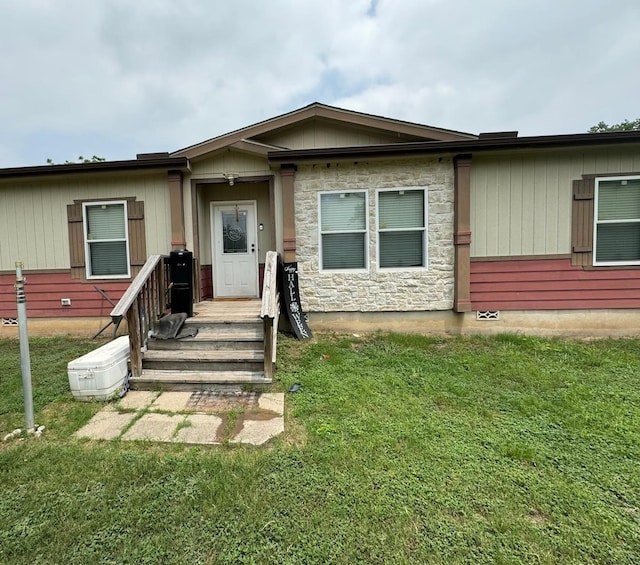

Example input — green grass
[1,333,639,564]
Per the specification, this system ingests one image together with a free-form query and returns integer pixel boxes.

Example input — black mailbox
[169,249,193,317]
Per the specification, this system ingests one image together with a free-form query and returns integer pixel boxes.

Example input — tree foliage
[588,118,640,133]
[46,155,106,165]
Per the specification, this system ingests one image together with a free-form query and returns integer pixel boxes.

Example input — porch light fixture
[223,173,238,186]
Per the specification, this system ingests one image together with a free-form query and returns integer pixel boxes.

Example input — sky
[1,0,639,167]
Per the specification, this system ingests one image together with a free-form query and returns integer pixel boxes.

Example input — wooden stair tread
[136,369,271,384]
[144,349,263,361]
[187,311,260,319]
[191,330,264,340]
[149,331,263,344]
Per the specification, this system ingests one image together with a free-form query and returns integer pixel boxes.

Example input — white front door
[211,201,259,298]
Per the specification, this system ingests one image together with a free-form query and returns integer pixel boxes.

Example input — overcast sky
[1,0,638,167]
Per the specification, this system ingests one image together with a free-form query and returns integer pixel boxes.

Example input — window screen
[84,202,130,277]
[319,192,367,269]
[378,190,426,268]
[595,177,640,265]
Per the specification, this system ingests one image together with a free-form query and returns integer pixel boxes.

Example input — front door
[211,201,259,298]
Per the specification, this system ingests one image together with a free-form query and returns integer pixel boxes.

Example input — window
[67,198,146,280]
[377,188,427,268]
[83,201,130,278]
[319,191,367,270]
[594,176,640,266]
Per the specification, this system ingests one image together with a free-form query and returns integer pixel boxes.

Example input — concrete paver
[74,391,285,445]
[117,391,158,411]
[175,414,224,445]
[122,413,185,442]
[75,407,138,440]
[231,416,284,446]
[149,391,193,412]
[258,392,285,415]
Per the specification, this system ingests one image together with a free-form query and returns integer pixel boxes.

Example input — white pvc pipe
[15,262,34,431]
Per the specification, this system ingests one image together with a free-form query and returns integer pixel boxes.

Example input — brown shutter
[127,200,146,277]
[67,202,86,279]
[571,178,595,267]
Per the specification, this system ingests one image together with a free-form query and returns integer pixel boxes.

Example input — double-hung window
[377,188,427,268]
[319,191,367,270]
[83,201,131,278]
[594,176,640,265]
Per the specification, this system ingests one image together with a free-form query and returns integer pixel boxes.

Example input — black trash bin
[169,249,193,317]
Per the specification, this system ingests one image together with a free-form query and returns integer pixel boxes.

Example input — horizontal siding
[471,147,640,258]
[0,271,128,318]
[471,258,640,310]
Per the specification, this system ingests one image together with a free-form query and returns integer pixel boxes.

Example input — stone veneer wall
[294,157,455,312]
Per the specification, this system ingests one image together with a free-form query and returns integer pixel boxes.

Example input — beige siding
[0,172,171,271]
[190,151,271,178]
[471,147,640,257]
[259,120,402,149]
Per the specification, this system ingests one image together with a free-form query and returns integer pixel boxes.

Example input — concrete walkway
[75,390,284,446]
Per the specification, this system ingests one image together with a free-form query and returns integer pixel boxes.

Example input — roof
[170,102,477,159]
[0,156,190,180]
[267,130,640,162]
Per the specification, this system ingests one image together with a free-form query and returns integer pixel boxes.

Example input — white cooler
[68,336,130,401]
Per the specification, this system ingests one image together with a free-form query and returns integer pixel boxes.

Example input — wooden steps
[129,299,269,392]
[131,370,271,392]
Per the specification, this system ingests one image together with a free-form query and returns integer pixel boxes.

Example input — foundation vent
[2,318,18,327]
[476,310,500,321]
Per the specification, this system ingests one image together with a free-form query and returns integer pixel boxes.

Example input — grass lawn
[0,333,639,564]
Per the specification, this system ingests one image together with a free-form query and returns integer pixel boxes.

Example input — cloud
[1,0,639,166]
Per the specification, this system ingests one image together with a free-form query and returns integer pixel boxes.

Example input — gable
[254,117,428,150]
[171,102,476,160]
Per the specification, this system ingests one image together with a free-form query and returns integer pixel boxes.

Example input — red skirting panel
[200,265,213,300]
[0,272,128,318]
[202,263,266,299]
[471,258,640,310]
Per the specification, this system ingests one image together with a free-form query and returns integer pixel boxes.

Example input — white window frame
[376,187,428,271]
[318,190,369,272]
[593,175,640,266]
[83,200,131,279]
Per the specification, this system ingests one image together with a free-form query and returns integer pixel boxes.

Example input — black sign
[281,262,312,340]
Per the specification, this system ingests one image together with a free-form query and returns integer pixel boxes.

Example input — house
[1,102,639,337]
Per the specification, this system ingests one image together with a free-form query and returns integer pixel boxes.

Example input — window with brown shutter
[571,178,594,267]
[571,173,640,268]
[66,197,146,280]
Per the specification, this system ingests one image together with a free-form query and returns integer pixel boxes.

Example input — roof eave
[0,157,190,180]
[267,131,640,163]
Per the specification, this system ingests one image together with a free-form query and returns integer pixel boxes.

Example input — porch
[110,252,280,392]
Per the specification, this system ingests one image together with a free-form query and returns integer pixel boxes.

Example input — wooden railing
[111,254,168,378]
[260,251,280,380]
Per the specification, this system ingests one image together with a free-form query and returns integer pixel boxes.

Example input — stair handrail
[260,251,280,380]
[110,254,169,378]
